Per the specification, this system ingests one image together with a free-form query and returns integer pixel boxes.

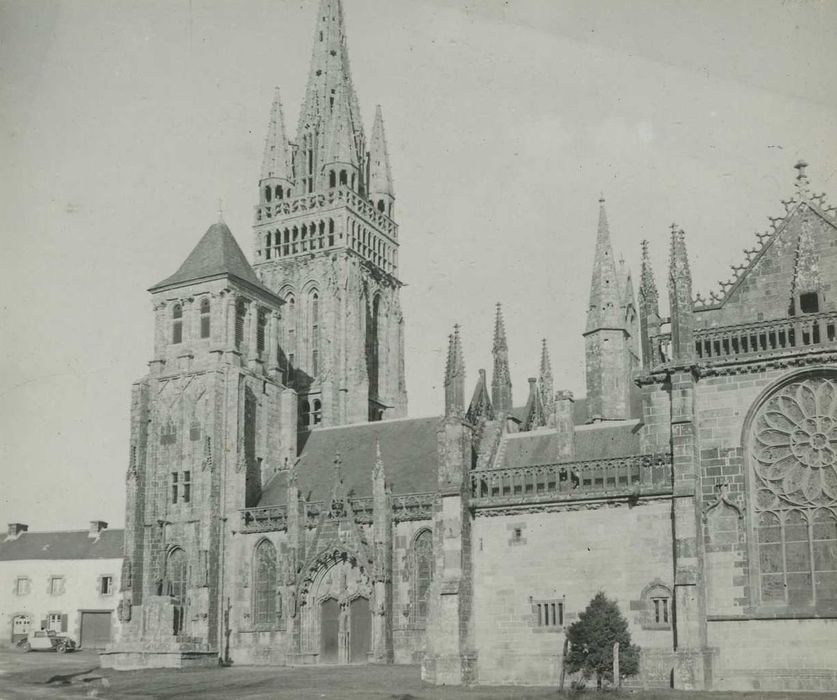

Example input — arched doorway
[165,548,188,635]
[349,596,370,663]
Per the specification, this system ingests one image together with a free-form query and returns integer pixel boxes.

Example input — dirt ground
[0,649,830,700]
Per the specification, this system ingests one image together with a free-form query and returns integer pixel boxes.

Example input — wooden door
[166,548,188,634]
[349,596,370,663]
[320,597,339,663]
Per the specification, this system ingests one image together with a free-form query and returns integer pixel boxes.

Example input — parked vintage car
[16,630,77,653]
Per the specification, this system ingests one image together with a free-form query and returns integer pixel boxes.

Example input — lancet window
[253,539,277,626]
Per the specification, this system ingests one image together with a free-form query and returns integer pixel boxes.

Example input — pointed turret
[584,197,632,422]
[260,88,293,187]
[639,240,662,367]
[297,0,365,195]
[491,304,513,414]
[538,339,554,424]
[369,105,394,216]
[466,368,493,424]
[444,325,466,417]
[322,83,361,175]
[586,197,623,333]
[669,226,695,363]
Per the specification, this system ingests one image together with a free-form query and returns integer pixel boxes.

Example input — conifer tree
[565,592,640,688]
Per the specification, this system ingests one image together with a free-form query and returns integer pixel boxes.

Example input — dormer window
[799,292,819,314]
[172,304,183,344]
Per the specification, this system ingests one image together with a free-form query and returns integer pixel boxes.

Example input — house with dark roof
[102,0,837,693]
[0,521,124,649]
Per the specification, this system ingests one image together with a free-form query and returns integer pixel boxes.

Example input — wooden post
[559,637,569,691]
[613,641,620,687]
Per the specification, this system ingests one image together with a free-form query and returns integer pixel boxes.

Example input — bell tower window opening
[264,185,272,203]
[329,170,336,188]
[235,300,246,349]
[172,304,183,344]
[257,308,267,354]
[200,298,210,339]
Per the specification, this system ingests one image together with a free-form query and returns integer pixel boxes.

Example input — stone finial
[491,303,513,414]
[444,324,466,417]
[668,227,695,362]
[372,440,385,482]
[794,160,811,199]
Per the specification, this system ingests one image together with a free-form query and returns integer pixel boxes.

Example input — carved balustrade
[470,453,672,507]
[649,311,837,368]
[256,186,397,238]
[240,505,288,533]
[240,491,437,533]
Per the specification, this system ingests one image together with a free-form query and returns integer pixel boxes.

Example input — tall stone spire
[444,325,466,417]
[260,87,292,183]
[538,338,554,420]
[369,105,395,215]
[639,240,661,368]
[491,303,513,414]
[586,196,623,333]
[322,82,360,169]
[584,197,631,422]
[297,0,365,192]
[669,225,695,363]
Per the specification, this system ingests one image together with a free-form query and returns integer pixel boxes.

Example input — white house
[0,521,123,649]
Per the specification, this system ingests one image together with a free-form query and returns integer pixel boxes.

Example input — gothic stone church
[102,0,837,692]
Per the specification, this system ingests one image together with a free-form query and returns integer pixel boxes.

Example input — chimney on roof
[89,521,108,538]
[6,523,28,540]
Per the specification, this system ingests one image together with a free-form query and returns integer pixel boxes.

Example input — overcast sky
[1,0,836,530]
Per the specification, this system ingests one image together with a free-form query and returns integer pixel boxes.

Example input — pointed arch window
[172,304,183,344]
[253,539,277,626]
[412,529,434,626]
[200,298,211,339]
[329,170,336,188]
[284,294,296,371]
[311,290,320,377]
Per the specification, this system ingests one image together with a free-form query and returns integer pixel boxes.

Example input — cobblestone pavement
[0,650,831,700]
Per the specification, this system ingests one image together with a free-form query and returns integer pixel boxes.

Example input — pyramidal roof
[150,221,272,294]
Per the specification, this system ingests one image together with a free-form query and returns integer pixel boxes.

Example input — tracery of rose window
[750,375,837,609]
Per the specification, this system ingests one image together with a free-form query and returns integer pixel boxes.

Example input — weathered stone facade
[105,0,837,692]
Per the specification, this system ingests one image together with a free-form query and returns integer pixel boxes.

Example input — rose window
[751,376,837,506]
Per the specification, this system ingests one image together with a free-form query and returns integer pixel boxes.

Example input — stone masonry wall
[472,501,675,687]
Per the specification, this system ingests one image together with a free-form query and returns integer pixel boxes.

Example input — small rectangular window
[48,577,64,596]
[171,472,178,504]
[182,471,191,503]
[100,576,114,596]
[15,577,30,596]
[46,613,63,632]
[534,599,563,627]
[651,597,669,624]
[200,315,210,339]
[800,292,820,314]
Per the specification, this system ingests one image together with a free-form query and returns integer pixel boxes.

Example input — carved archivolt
[751,374,837,507]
